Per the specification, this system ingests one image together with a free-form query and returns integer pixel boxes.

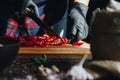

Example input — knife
[25,8,60,37]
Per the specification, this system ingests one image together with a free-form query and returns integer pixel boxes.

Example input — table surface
[18,42,91,55]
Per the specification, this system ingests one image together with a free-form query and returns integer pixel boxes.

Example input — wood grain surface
[18,42,91,55]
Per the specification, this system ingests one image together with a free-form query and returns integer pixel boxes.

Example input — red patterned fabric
[5,14,45,38]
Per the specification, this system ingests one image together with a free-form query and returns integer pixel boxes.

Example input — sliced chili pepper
[36,35,46,41]
[72,41,83,46]
[50,38,63,45]
[20,34,69,47]
[62,37,68,44]
[43,34,50,39]
[37,40,47,47]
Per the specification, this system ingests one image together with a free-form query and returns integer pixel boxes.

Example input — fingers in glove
[28,2,39,16]
[69,11,88,41]
[76,22,89,41]
[21,0,39,16]
[21,0,30,15]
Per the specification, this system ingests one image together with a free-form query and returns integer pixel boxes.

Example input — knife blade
[25,8,60,37]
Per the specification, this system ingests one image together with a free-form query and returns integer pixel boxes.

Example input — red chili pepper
[62,37,68,44]
[46,38,54,42]
[49,38,63,45]
[51,36,58,40]
[43,34,50,39]
[72,41,83,46]
[38,40,47,47]
[34,35,46,42]
[20,34,69,47]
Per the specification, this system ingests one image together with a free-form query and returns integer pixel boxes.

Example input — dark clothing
[0,20,7,36]
[43,0,68,37]
[87,0,109,25]
[0,0,68,38]
[84,0,110,42]
[43,0,67,26]
[85,1,120,79]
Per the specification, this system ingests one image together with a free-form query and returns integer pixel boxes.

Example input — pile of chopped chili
[18,34,68,47]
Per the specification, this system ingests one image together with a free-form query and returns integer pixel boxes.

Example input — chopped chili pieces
[19,34,69,47]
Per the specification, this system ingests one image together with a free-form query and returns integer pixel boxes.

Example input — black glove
[67,2,89,43]
[21,0,39,16]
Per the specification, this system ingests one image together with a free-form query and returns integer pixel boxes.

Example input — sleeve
[5,19,19,38]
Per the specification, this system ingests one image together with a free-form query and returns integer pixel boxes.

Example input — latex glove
[21,0,39,16]
[67,2,89,44]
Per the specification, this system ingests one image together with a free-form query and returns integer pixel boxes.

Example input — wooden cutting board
[18,42,91,55]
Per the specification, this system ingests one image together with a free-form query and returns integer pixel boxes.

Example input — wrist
[74,0,89,6]
[73,1,88,12]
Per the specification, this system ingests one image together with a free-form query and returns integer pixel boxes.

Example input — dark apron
[43,0,67,26]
